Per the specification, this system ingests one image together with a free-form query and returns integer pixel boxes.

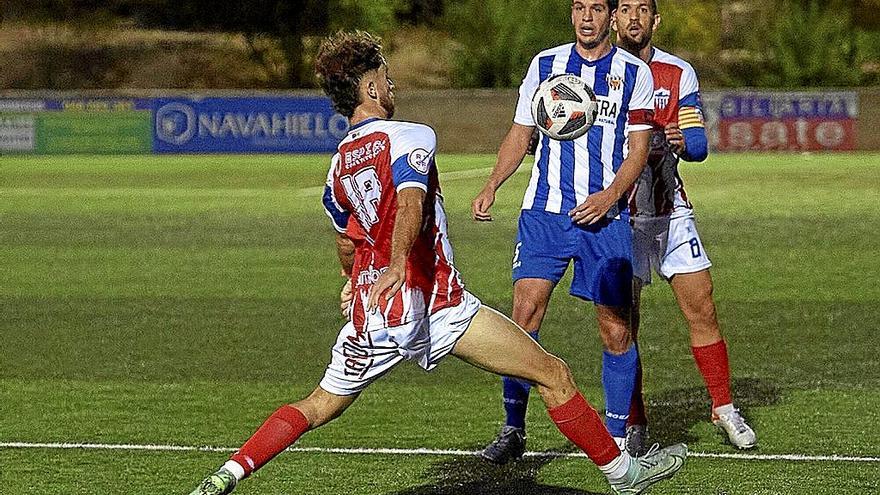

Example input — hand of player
[569,188,617,225]
[472,186,496,222]
[367,264,406,312]
[340,278,353,320]
[665,123,686,155]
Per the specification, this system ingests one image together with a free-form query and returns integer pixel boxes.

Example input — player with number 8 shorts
[613,0,758,455]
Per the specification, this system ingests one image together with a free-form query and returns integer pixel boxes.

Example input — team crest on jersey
[654,88,671,110]
[606,74,623,91]
[407,148,431,174]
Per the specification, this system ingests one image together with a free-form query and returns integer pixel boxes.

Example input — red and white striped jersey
[323,118,465,333]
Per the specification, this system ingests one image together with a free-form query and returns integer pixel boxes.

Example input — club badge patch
[407,148,431,174]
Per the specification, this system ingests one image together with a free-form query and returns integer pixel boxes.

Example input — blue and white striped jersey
[514,44,655,215]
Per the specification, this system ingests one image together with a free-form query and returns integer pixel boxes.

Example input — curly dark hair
[315,31,386,118]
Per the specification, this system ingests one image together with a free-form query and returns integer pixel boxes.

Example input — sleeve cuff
[324,210,348,233]
[396,181,428,193]
[628,109,655,127]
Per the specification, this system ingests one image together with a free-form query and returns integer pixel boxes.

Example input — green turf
[1,153,879,494]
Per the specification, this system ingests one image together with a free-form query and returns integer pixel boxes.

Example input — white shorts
[632,213,712,285]
[319,290,482,396]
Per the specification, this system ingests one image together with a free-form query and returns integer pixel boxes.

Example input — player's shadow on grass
[645,377,781,447]
[388,378,779,495]
[388,455,604,495]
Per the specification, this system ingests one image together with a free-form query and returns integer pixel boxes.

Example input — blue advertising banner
[152,96,349,153]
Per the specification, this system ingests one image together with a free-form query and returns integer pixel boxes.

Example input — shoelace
[724,410,749,434]
[638,443,662,468]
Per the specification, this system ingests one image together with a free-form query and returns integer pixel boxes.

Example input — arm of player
[674,65,708,162]
[676,105,708,162]
[337,234,355,319]
[472,123,534,221]
[570,129,651,225]
[472,54,542,222]
[323,155,356,317]
[340,276,353,319]
[367,187,426,311]
[335,233,355,277]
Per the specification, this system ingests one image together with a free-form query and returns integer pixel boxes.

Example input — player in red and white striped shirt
[188,30,686,495]
[325,117,464,335]
[614,0,757,454]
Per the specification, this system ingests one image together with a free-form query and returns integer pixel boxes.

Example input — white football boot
[712,406,757,449]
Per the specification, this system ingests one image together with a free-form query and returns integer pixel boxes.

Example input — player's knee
[511,294,548,330]
[535,355,575,400]
[292,390,352,428]
[684,287,718,331]
[599,322,632,354]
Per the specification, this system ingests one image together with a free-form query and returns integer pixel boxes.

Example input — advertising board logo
[156,102,196,145]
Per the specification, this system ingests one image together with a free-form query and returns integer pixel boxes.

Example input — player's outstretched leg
[188,387,357,495]
[453,305,687,494]
[671,270,756,449]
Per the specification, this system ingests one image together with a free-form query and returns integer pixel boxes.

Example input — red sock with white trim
[548,392,621,466]
[227,405,310,479]
[692,340,733,410]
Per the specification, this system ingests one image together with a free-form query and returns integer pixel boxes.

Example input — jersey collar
[349,117,382,132]
[572,44,616,66]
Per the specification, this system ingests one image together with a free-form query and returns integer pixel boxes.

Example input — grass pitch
[1,153,878,494]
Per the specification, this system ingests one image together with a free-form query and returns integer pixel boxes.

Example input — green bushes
[444,0,571,88]
[0,0,877,88]
[444,0,880,88]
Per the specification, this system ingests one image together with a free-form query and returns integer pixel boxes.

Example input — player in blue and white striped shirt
[472,0,655,464]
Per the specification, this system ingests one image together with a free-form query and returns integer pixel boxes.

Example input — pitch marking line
[1,442,878,464]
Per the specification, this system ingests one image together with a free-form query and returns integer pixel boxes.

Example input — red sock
[548,392,620,466]
[230,405,310,477]
[627,358,648,427]
[692,340,732,410]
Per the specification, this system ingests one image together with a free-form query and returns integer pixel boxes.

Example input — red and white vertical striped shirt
[323,118,465,333]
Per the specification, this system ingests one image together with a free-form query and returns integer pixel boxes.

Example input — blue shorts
[512,209,633,307]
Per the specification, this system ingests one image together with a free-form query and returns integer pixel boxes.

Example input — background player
[612,0,757,454]
[472,0,655,462]
[188,31,686,495]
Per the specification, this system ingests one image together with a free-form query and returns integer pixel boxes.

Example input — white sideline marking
[1,442,878,463]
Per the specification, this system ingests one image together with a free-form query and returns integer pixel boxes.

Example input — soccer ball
[531,74,598,141]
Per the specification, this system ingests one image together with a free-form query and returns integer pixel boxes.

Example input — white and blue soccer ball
[531,74,598,141]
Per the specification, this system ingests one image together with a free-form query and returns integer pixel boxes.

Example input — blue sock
[502,330,540,430]
[602,344,639,438]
